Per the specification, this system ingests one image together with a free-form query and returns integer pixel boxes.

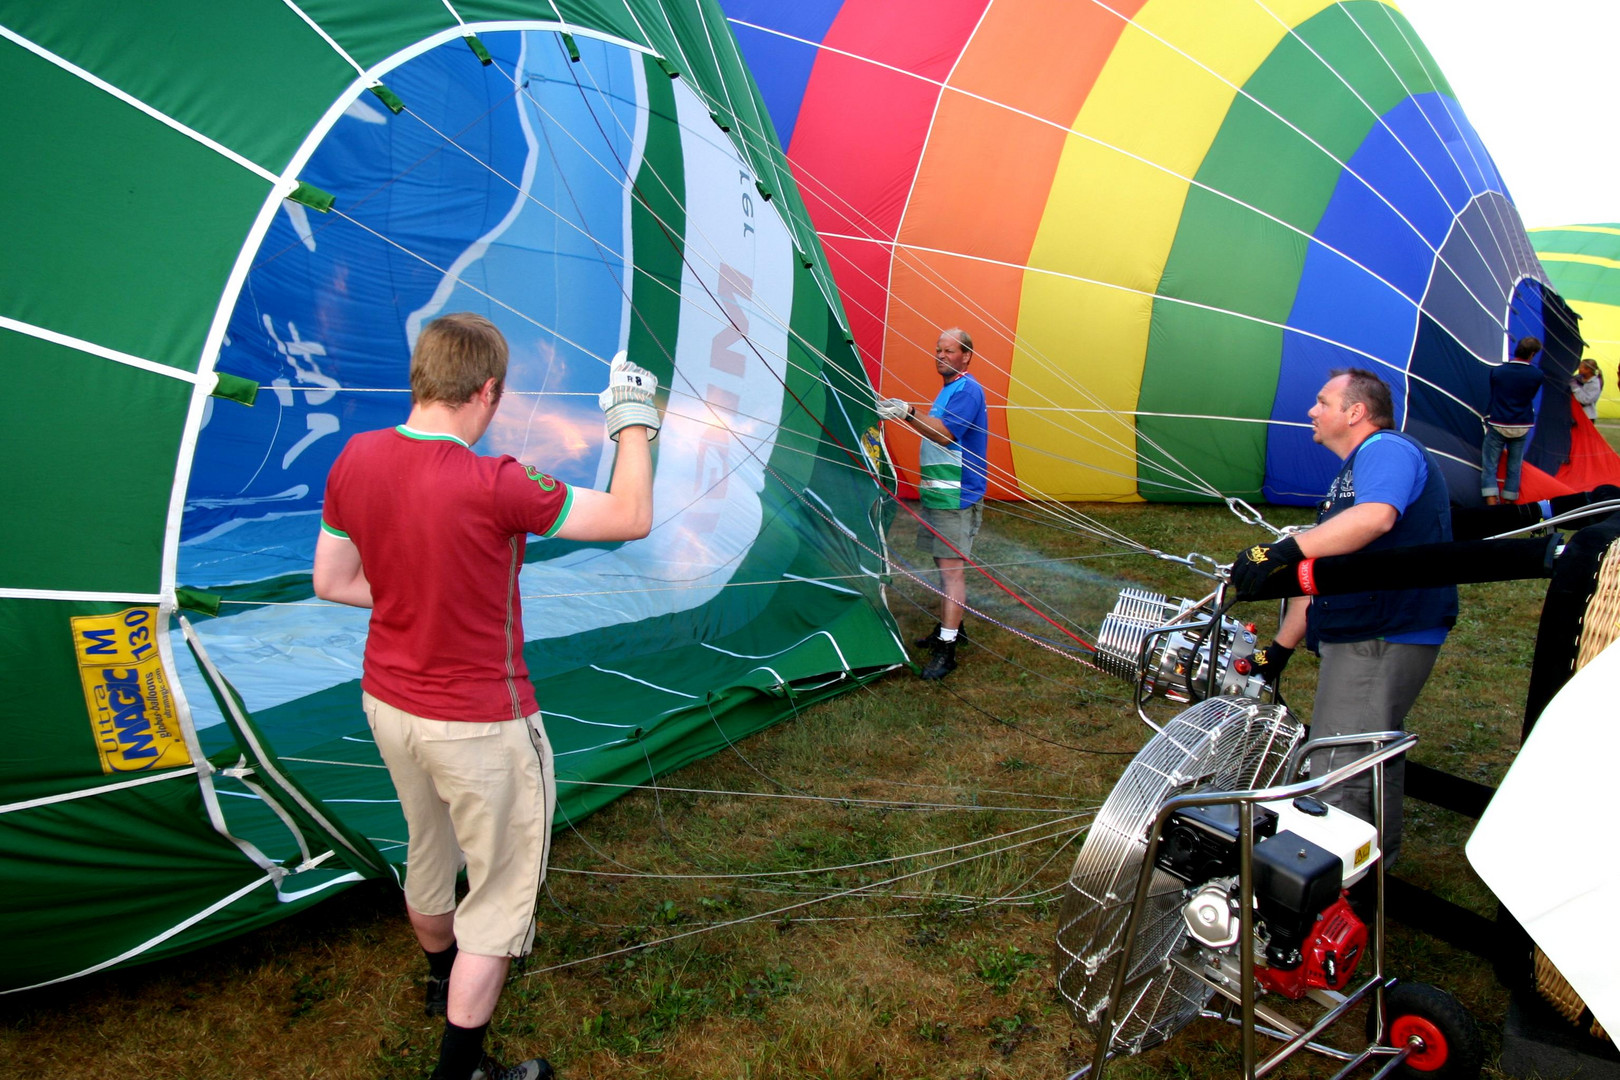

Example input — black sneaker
[471,1056,554,1080]
[914,621,968,649]
[920,640,957,680]
[425,975,449,1017]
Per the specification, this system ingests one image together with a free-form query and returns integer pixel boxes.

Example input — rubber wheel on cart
[1367,982,1484,1080]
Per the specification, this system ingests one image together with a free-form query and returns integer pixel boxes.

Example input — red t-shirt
[321,426,573,721]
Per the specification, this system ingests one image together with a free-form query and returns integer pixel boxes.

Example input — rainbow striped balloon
[726,0,1572,505]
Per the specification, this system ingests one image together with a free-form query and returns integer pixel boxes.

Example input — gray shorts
[917,501,983,560]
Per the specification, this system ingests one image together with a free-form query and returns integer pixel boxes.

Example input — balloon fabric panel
[894,0,1143,501]
[1267,87,1513,501]
[784,0,985,381]
[1,2,902,993]
[0,47,268,371]
[722,1,843,146]
[1139,2,1399,502]
[0,0,353,169]
[5,339,188,595]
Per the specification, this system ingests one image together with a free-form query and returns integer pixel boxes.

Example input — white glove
[876,397,911,421]
[597,351,660,441]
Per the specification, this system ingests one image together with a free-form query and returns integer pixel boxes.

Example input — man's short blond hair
[410,312,508,406]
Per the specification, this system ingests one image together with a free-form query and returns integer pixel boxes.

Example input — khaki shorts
[364,692,555,958]
[917,501,984,559]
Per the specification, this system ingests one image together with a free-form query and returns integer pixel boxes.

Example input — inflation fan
[1054,692,1483,1079]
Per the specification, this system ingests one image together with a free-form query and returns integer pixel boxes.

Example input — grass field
[0,496,1571,1079]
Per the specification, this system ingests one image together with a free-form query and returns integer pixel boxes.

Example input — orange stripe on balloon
[789,0,989,383]
[882,0,1146,499]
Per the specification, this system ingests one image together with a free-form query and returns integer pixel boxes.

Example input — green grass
[0,497,1572,1079]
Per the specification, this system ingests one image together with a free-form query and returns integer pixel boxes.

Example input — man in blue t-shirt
[877,327,990,680]
[1230,369,1456,865]
[1481,335,1547,504]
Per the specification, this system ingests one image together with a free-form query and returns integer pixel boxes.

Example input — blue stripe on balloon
[723,0,844,148]
[1264,92,1510,504]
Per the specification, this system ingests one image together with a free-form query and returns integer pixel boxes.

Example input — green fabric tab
[561,32,581,63]
[656,57,680,79]
[368,82,405,115]
[755,180,774,202]
[709,109,731,132]
[464,33,493,66]
[176,587,221,616]
[211,371,258,405]
[288,181,334,213]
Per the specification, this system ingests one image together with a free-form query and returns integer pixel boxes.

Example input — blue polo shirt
[917,373,989,509]
[1309,431,1457,647]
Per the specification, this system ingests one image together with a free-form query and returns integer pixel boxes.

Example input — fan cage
[1055,696,1304,1056]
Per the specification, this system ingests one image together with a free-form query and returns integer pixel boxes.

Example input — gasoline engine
[1158,792,1378,1000]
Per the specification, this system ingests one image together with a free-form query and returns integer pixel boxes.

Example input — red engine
[1254,895,1367,999]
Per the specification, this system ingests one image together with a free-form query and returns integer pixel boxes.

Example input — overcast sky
[1395,0,1620,229]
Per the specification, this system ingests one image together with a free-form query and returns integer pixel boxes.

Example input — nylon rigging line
[520,819,1085,977]
[717,8,1530,449]
[524,38,1120,654]
[532,32,1249,512]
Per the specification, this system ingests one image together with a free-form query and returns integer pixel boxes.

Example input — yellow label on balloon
[71,607,191,775]
[862,426,884,471]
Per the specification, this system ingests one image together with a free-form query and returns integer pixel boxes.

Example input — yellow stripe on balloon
[1538,252,1620,272]
[1006,0,1392,499]
[1567,300,1620,419]
[1530,225,1620,238]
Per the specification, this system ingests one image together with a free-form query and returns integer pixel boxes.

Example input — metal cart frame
[1071,730,1425,1080]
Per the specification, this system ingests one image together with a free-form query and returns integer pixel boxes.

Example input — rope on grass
[525,817,1087,975]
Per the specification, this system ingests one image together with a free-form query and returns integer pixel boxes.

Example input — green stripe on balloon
[1135,2,1439,501]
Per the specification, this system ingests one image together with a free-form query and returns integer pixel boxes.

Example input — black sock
[426,942,458,981]
[429,1019,487,1080]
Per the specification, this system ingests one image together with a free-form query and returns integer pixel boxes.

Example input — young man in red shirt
[314,313,658,1080]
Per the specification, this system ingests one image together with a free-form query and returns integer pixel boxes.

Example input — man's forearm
[1274,595,1309,649]
[904,408,955,446]
[1296,502,1397,558]
[555,427,654,541]
[608,427,654,535]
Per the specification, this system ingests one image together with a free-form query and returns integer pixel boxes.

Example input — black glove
[1228,535,1304,599]
[1251,641,1294,683]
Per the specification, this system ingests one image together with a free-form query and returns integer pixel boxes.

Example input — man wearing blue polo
[878,327,990,680]
[1230,368,1456,866]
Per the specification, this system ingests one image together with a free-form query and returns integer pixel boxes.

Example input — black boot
[920,639,957,680]
[914,621,968,649]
